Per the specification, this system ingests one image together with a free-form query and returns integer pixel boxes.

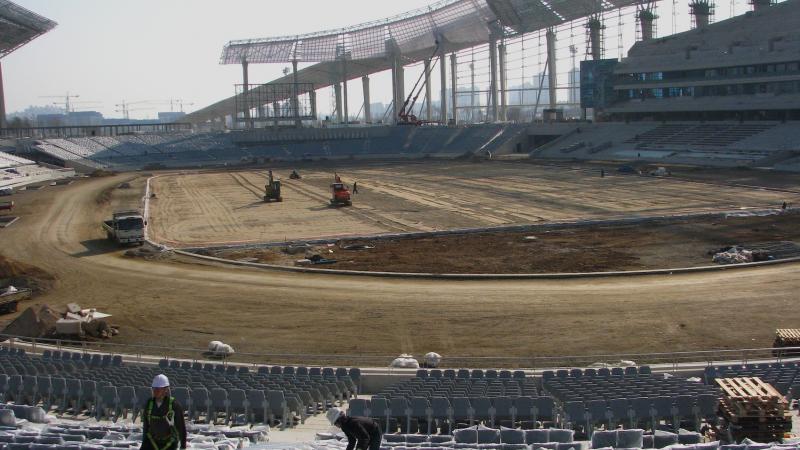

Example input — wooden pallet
[775,328,800,346]
[716,377,792,436]
[716,377,785,400]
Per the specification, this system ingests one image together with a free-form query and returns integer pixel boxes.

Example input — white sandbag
[0,408,15,426]
[26,406,48,423]
[391,353,419,368]
[208,340,235,356]
[425,352,442,368]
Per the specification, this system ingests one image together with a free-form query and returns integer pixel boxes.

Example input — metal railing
[2,333,796,371]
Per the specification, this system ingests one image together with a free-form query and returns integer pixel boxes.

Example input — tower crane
[115,100,151,120]
[38,92,89,113]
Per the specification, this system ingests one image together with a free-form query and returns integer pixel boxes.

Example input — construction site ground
[203,212,800,274]
[148,162,799,247]
[1,160,800,362]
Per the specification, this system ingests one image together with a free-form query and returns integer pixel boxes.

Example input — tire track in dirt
[248,172,418,234]
[180,174,242,238]
[229,172,263,200]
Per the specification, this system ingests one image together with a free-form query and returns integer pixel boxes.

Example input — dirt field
[1,162,800,365]
[148,162,800,247]
[205,212,800,273]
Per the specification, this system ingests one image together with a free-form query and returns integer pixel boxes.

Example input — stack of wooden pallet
[716,377,792,443]
[773,329,800,356]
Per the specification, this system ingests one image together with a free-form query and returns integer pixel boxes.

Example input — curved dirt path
[2,174,800,363]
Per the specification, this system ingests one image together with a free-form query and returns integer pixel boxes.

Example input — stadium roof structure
[220,0,637,65]
[0,0,57,59]
[188,0,638,123]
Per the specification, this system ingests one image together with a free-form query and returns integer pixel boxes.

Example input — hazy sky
[4,0,435,119]
[4,0,750,120]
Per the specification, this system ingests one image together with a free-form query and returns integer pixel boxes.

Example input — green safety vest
[146,397,177,450]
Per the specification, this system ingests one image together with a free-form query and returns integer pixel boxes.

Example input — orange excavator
[330,174,352,206]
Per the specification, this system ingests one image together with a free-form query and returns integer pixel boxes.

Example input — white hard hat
[152,374,170,388]
[326,407,344,425]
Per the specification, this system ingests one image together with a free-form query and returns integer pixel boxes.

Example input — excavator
[330,173,352,206]
[264,170,282,202]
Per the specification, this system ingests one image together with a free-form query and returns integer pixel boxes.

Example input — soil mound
[0,254,55,295]
[2,304,60,338]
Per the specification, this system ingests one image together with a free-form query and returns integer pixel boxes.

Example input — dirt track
[1,163,800,364]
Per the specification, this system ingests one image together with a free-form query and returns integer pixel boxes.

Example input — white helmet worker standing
[328,406,383,450]
[141,374,187,450]
[152,374,170,388]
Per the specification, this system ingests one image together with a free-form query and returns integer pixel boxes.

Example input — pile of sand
[2,304,60,338]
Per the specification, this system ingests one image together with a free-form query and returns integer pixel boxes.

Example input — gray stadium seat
[209,388,229,424]
[246,389,269,424]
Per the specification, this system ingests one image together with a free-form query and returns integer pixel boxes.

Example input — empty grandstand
[603,0,800,121]
[21,124,527,170]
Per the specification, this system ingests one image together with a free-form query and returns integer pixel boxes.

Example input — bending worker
[327,407,382,450]
[141,374,187,450]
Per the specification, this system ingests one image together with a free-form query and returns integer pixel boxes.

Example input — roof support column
[489,38,499,122]
[546,28,557,110]
[450,53,458,125]
[341,57,349,125]
[362,76,371,124]
[0,61,5,129]
[242,59,251,129]
[309,90,317,119]
[334,82,343,124]
[395,61,405,122]
[424,59,432,121]
[499,42,508,122]
[439,47,447,123]
[292,59,301,127]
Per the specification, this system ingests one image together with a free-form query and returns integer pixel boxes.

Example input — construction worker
[327,407,382,450]
[352,181,358,194]
[140,374,187,450]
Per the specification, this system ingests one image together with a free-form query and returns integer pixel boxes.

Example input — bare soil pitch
[149,162,799,248]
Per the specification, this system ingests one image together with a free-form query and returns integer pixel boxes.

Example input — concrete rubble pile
[54,303,118,339]
[712,247,753,265]
[1,303,118,339]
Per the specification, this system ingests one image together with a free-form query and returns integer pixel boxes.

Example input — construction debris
[713,247,754,264]
[715,377,792,443]
[296,254,337,266]
[2,303,117,339]
[0,285,31,314]
[340,243,374,251]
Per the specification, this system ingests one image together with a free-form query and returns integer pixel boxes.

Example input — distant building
[36,114,66,127]
[67,111,103,126]
[158,111,186,123]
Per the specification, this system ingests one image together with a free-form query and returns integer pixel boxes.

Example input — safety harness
[146,397,177,450]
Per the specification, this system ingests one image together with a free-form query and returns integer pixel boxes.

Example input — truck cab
[103,210,145,245]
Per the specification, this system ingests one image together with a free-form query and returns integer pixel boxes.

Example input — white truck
[102,209,146,245]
